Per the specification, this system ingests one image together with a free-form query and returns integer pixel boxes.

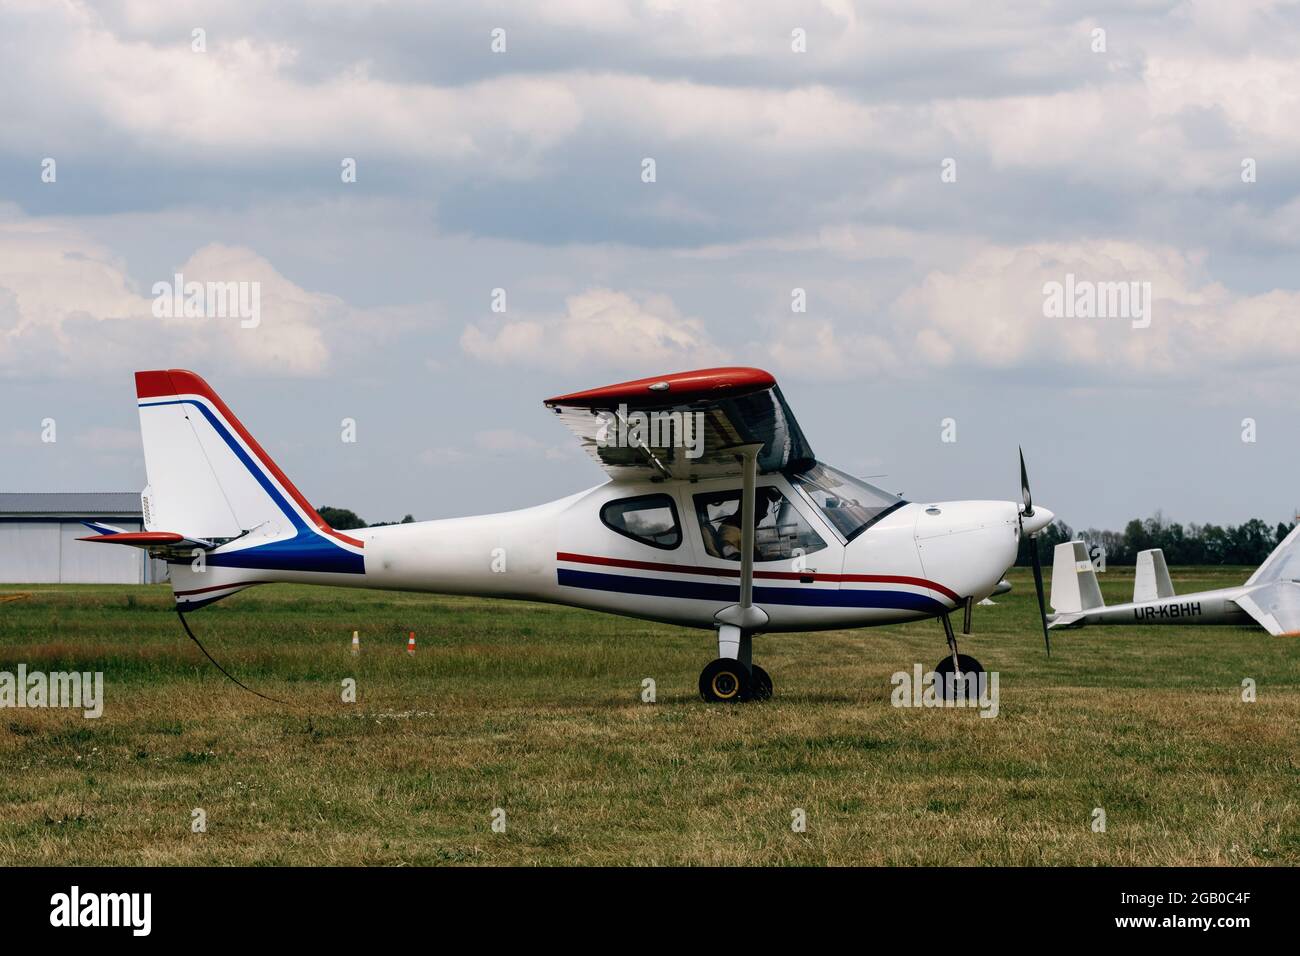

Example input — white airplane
[1049,536,1300,635]
[82,367,1056,701]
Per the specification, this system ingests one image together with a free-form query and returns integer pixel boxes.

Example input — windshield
[792,462,906,542]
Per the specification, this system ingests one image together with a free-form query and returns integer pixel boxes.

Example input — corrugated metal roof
[0,492,142,515]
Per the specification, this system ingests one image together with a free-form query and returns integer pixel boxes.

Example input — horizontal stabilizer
[1047,610,1086,629]
[1134,548,1175,603]
[1050,540,1104,614]
[78,523,216,555]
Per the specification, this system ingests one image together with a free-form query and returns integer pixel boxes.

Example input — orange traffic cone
[407,631,416,656]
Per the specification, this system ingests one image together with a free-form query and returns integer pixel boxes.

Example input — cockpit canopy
[791,462,906,542]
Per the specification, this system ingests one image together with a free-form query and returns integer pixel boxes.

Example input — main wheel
[933,654,983,702]
[749,664,773,701]
[699,658,751,703]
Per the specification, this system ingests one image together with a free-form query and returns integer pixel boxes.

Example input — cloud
[474,429,541,453]
[0,2,581,177]
[417,446,470,469]
[0,220,359,379]
[415,430,571,469]
[460,287,728,372]
[16,1,1297,198]
[762,239,1300,383]
[764,319,902,381]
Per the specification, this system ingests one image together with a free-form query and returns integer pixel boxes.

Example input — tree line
[317,506,415,530]
[1017,512,1296,567]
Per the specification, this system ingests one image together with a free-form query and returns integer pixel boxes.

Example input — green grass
[0,567,1296,866]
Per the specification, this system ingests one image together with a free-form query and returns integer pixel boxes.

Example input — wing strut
[737,442,759,612]
[713,443,769,668]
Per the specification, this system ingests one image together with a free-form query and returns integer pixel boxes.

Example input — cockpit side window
[600,494,682,550]
[694,486,827,562]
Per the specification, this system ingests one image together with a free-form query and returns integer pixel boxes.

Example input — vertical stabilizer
[1134,548,1175,603]
[1050,540,1105,613]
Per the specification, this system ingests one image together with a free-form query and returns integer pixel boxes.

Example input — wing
[1235,524,1300,634]
[544,367,815,481]
[1234,582,1300,637]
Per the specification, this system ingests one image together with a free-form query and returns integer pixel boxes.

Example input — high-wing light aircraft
[82,368,1056,701]
[1050,536,1300,636]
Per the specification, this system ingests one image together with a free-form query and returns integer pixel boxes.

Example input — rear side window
[600,494,682,550]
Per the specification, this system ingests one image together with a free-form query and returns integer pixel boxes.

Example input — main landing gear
[699,625,772,703]
[934,599,983,700]
[701,442,772,703]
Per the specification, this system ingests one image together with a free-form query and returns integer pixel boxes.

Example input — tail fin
[1049,540,1104,614]
[134,370,365,608]
[1133,548,1175,603]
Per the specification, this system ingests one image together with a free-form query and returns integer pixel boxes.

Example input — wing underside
[544,367,815,481]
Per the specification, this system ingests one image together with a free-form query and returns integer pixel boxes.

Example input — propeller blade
[1027,527,1051,657]
[1018,446,1033,516]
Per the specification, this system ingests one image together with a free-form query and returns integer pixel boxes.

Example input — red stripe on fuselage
[555,551,960,601]
[135,370,364,549]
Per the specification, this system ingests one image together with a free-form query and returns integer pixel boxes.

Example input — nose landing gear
[936,606,984,701]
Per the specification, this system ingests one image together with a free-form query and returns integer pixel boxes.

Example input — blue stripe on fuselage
[141,398,364,575]
[556,568,946,613]
[204,532,365,574]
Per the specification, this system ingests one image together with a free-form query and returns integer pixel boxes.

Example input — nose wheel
[937,609,983,701]
[934,654,983,700]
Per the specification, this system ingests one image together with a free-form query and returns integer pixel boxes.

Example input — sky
[2,0,1299,530]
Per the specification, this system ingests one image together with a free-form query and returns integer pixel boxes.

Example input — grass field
[0,567,1296,866]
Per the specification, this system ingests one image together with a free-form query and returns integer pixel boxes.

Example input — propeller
[1018,447,1051,657]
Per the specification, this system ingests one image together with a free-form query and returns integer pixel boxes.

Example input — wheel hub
[711,671,739,699]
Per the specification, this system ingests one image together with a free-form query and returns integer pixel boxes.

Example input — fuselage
[176,470,1032,633]
[1050,586,1255,629]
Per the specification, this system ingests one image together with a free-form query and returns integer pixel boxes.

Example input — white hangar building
[0,492,168,584]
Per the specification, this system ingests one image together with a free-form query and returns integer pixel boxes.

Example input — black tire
[699,658,751,703]
[749,664,773,701]
[933,654,984,702]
